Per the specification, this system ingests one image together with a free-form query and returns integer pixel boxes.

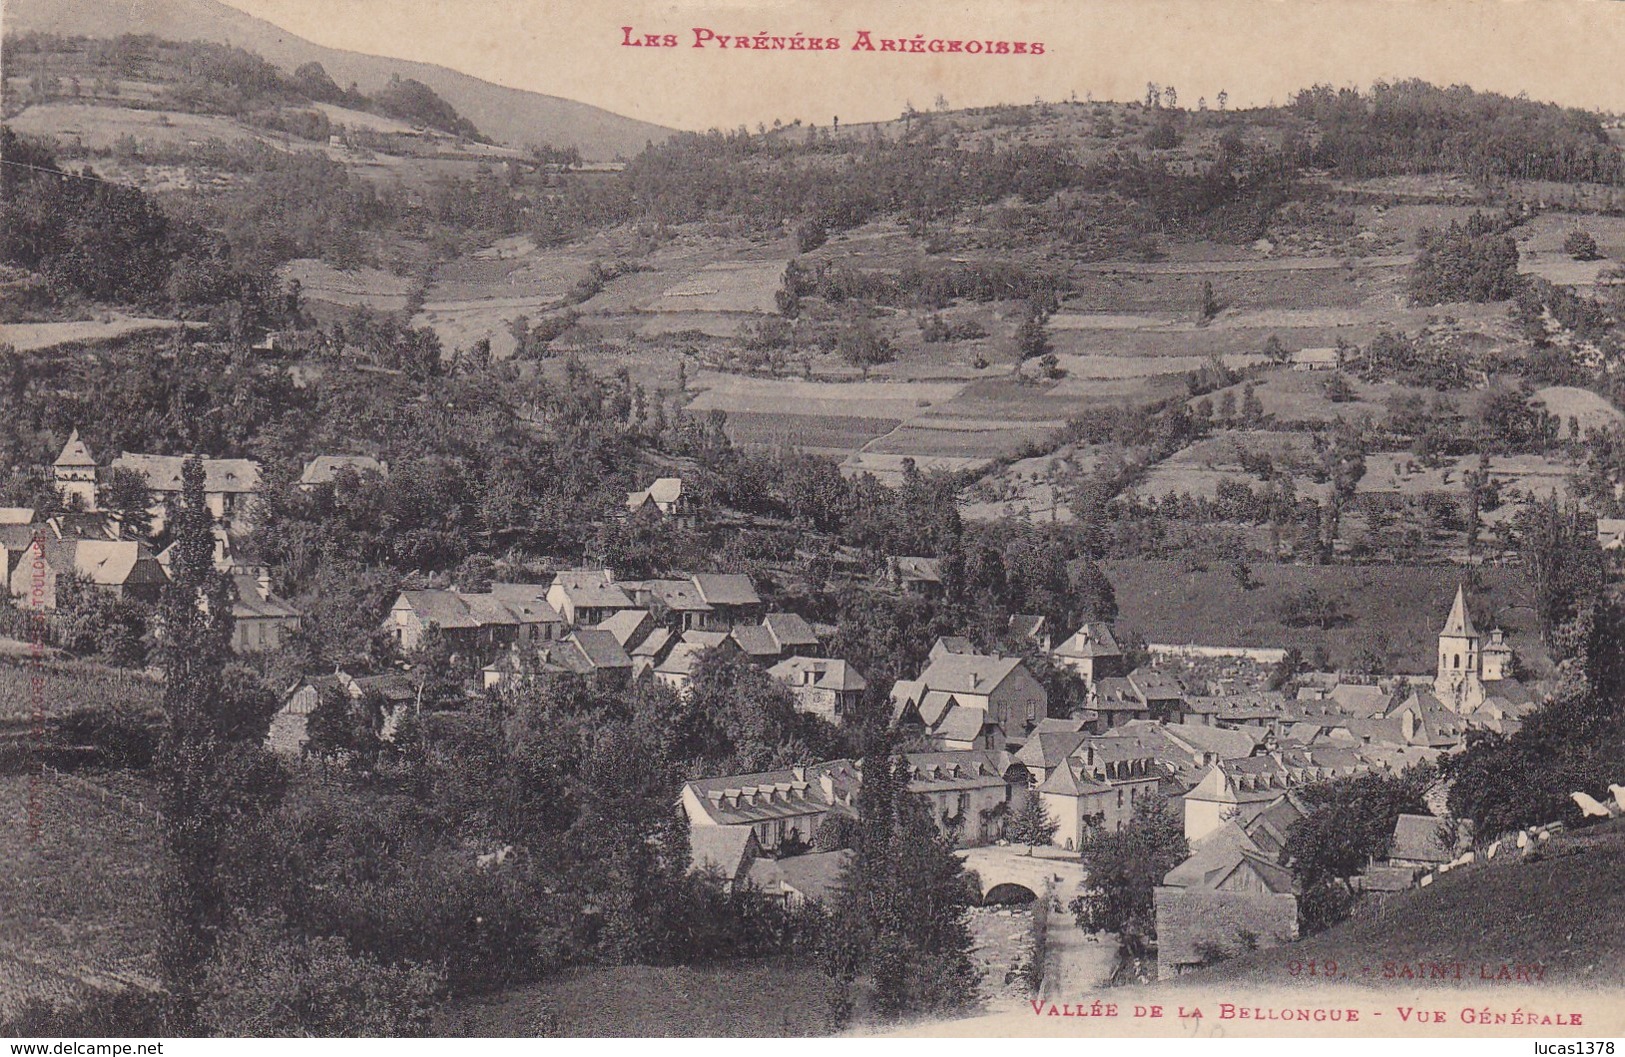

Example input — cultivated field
[0,772,160,1016]
[279,259,416,314]
[644,261,786,315]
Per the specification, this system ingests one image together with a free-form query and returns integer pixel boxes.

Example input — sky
[217,0,1625,131]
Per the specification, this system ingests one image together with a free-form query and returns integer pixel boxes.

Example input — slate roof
[299,455,386,486]
[1054,621,1122,659]
[917,653,1025,696]
[891,556,942,583]
[229,575,302,619]
[487,583,563,624]
[769,656,868,693]
[67,540,167,588]
[1389,813,1462,864]
[54,430,95,468]
[1128,668,1185,702]
[550,571,634,609]
[748,849,852,904]
[628,578,711,613]
[1441,584,1477,638]
[730,624,781,658]
[692,572,761,607]
[689,825,757,880]
[1014,730,1087,770]
[110,453,261,493]
[762,611,819,649]
[933,704,995,745]
[594,608,651,647]
[567,628,633,671]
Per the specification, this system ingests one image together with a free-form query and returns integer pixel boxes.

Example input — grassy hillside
[1182,818,1625,991]
[1104,559,1546,675]
[7,0,674,158]
[435,959,842,1037]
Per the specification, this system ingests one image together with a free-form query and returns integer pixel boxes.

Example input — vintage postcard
[0,0,1623,1042]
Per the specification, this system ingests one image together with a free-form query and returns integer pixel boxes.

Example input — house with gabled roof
[1388,813,1471,869]
[270,669,418,757]
[688,826,760,891]
[108,452,262,533]
[653,632,743,696]
[681,760,862,853]
[547,569,635,628]
[769,656,867,724]
[1154,820,1299,979]
[229,572,303,653]
[748,849,852,908]
[1053,622,1125,686]
[887,555,943,598]
[690,573,764,629]
[626,476,696,529]
[1039,736,1161,848]
[594,608,655,652]
[1008,614,1050,653]
[53,431,98,509]
[298,455,388,491]
[384,584,560,665]
[904,749,1023,845]
[10,537,168,610]
[893,651,1048,739]
[761,611,820,657]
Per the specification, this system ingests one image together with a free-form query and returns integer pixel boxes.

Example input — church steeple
[1434,583,1483,713]
[1440,583,1477,639]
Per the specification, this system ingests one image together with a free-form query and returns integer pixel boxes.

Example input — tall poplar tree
[155,457,270,1029]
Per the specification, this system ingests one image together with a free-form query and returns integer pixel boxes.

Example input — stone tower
[1433,584,1484,712]
[52,430,98,510]
[1481,626,1513,682]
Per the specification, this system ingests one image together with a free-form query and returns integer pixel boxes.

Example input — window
[1454,654,1461,669]
[1117,790,1124,809]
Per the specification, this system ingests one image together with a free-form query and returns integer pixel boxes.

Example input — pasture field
[0,772,160,1016]
[279,259,415,314]
[848,452,995,486]
[1356,451,1575,502]
[1514,211,1625,289]
[1533,385,1625,433]
[8,103,275,152]
[0,317,187,352]
[1103,558,1544,675]
[1131,430,1332,503]
[958,444,1107,523]
[686,373,964,420]
[645,261,786,315]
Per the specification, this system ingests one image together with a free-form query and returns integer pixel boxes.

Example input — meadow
[1102,559,1544,675]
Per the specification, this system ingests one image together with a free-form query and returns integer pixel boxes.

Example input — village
[4,7,1625,1035]
[0,429,1567,991]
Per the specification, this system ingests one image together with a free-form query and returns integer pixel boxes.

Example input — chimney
[791,765,806,782]
[256,567,272,602]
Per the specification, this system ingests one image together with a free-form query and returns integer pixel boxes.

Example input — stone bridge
[957,845,1089,904]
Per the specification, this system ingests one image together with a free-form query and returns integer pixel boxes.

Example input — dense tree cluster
[1289,80,1624,184]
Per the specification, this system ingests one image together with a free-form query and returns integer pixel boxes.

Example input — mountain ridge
[4,0,676,159]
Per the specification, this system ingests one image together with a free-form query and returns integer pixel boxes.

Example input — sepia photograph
[0,0,1623,1042]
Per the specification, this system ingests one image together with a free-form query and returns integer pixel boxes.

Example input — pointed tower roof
[54,430,95,468]
[1441,584,1477,639]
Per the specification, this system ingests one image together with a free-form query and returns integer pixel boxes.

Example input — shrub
[200,913,444,1037]
[1564,229,1600,261]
